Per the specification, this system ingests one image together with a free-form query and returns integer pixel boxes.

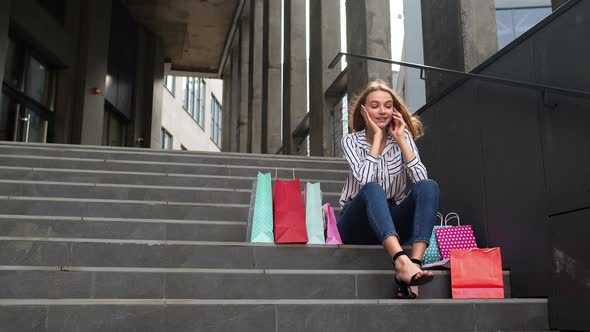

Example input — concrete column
[78,0,112,145]
[346,0,392,98]
[52,0,81,143]
[421,0,497,101]
[238,17,250,153]
[0,0,11,92]
[130,25,147,147]
[147,35,164,149]
[309,0,341,156]
[248,0,264,153]
[282,0,308,155]
[265,0,282,154]
[230,44,241,152]
[221,54,232,152]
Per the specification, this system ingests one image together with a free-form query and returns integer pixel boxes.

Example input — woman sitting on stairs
[337,80,439,299]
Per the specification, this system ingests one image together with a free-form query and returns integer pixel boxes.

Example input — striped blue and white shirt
[339,129,429,207]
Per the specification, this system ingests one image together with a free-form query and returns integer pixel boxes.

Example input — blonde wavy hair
[348,80,424,140]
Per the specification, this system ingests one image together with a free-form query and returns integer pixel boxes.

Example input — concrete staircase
[0,142,550,331]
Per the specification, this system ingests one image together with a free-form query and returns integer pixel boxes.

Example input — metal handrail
[328,52,590,99]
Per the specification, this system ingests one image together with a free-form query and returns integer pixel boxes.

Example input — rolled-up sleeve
[341,135,378,186]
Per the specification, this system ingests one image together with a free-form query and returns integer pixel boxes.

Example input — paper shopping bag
[305,182,325,244]
[322,203,343,245]
[273,178,308,243]
[435,213,477,260]
[423,212,448,264]
[451,248,504,299]
[248,172,274,243]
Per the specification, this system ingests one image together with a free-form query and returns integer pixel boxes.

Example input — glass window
[181,77,188,109]
[25,109,48,143]
[496,7,552,49]
[512,7,552,36]
[210,94,222,146]
[194,78,201,125]
[26,56,53,108]
[193,78,206,127]
[1,38,55,143]
[188,77,195,117]
[102,106,128,147]
[161,128,173,149]
[496,10,515,50]
[3,39,25,88]
[164,75,175,95]
[200,80,206,126]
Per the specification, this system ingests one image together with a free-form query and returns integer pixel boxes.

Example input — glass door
[0,92,49,142]
[1,36,55,143]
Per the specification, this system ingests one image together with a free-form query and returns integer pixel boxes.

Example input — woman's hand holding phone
[389,108,406,142]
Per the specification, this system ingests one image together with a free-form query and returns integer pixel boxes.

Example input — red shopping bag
[451,248,504,299]
[273,179,308,243]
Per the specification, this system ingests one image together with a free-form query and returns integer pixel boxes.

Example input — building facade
[161,76,223,151]
[0,0,224,151]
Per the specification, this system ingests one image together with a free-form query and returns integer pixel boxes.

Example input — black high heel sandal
[392,251,434,299]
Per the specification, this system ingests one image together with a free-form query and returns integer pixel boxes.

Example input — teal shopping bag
[423,212,447,264]
[304,182,325,244]
[249,172,274,243]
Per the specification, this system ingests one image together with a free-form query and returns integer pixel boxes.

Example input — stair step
[0,266,511,300]
[0,180,342,206]
[0,216,247,242]
[0,167,346,192]
[0,238,390,270]
[0,144,348,170]
[0,196,341,222]
[0,196,250,222]
[0,155,348,181]
[0,299,549,332]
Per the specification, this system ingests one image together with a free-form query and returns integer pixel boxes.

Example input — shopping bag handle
[273,168,297,180]
[444,212,460,226]
[437,212,444,226]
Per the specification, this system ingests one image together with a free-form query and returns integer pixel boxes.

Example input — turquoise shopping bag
[423,212,447,264]
[249,172,274,243]
[304,182,325,244]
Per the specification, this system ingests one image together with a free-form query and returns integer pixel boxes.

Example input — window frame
[210,93,222,147]
[164,75,175,96]
[160,127,173,150]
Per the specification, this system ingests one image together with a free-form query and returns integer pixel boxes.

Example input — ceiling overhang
[125,0,244,78]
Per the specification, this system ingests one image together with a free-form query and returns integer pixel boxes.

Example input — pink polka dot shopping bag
[434,213,477,260]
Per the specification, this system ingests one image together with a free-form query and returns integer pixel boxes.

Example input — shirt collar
[356,129,397,154]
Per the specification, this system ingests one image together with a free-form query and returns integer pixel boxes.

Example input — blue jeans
[337,180,439,245]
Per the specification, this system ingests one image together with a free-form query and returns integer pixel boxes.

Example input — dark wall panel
[416,106,440,179]
[531,0,590,93]
[477,81,550,297]
[541,93,590,215]
[416,0,590,328]
[549,208,590,331]
[435,83,488,247]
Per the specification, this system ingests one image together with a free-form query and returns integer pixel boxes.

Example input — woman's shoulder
[342,130,365,143]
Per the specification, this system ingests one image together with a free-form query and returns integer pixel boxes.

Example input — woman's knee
[414,179,439,196]
[361,182,386,197]
[361,181,383,193]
